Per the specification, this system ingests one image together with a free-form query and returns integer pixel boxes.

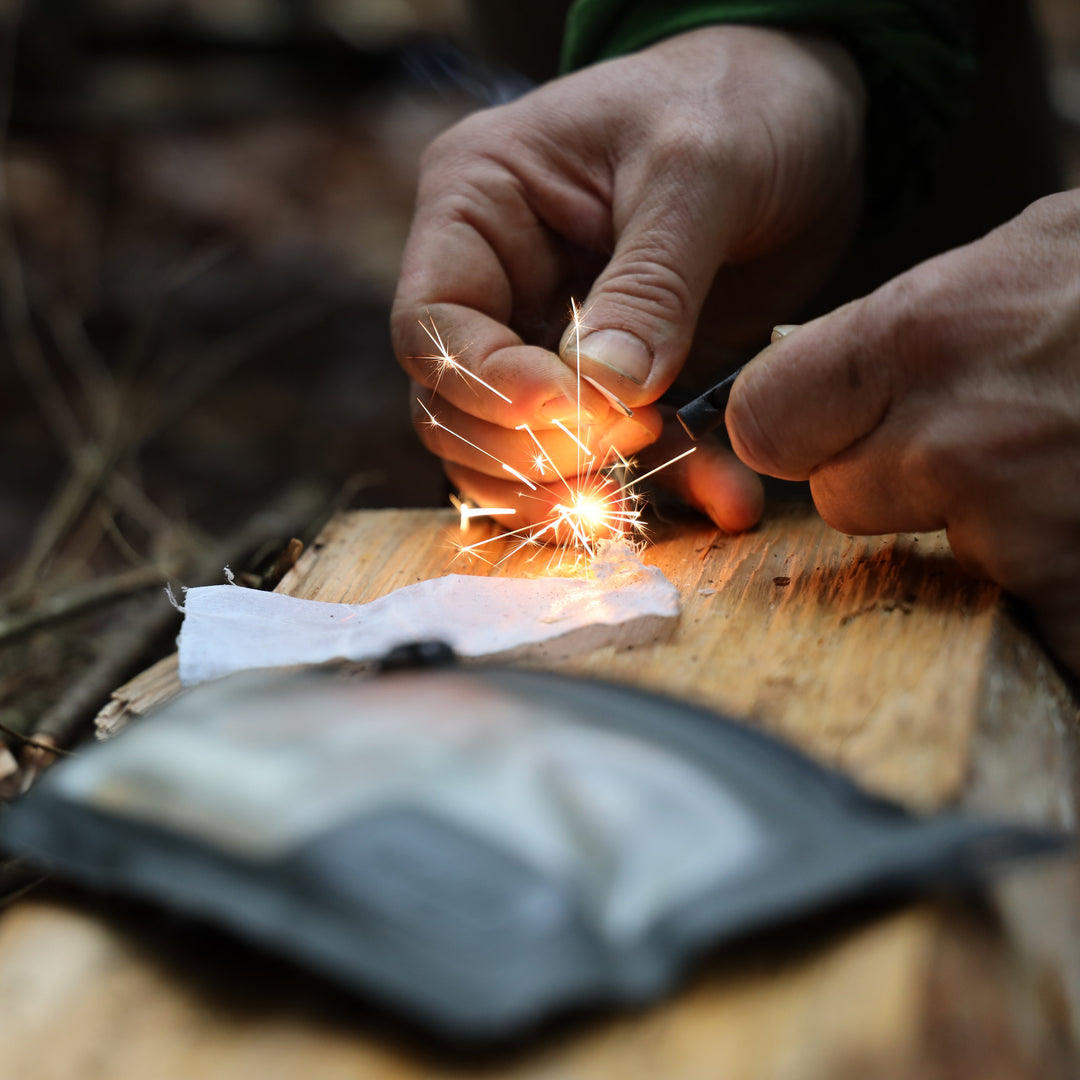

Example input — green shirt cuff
[560,0,975,208]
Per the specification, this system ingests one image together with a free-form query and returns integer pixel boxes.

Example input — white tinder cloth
[177,545,680,686]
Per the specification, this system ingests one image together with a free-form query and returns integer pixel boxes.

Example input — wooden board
[3,503,1078,1078]
[96,504,1019,809]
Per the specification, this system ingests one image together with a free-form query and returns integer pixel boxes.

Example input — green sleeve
[560,0,975,208]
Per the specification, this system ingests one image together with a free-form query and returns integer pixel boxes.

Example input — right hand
[726,190,1080,675]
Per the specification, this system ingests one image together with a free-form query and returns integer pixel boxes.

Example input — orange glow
[416,304,694,567]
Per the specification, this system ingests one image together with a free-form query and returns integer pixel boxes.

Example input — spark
[581,373,633,417]
[415,303,696,567]
[450,494,517,532]
[611,446,697,494]
[515,423,566,485]
[570,299,585,477]
[417,397,538,491]
[550,418,593,459]
[418,316,511,403]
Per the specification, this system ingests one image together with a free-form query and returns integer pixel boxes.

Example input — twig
[0,35,239,603]
[2,450,110,604]
[49,299,121,442]
[145,293,339,439]
[0,9,121,601]
[2,293,327,604]
[115,242,235,386]
[0,720,74,758]
[27,482,332,755]
[0,870,49,909]
[98,507,151,568]
[0,0,86,460]
[236,536,304,591]
[0,566,170,645]
[103,471,191,543]
[18,735,59,794]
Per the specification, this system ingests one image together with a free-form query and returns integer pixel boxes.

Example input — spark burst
[417,303,694,568]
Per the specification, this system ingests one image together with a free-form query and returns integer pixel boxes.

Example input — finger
[807,443,946,536]
[557,143,740,406]
[412,389,662,482]
[726,293,902,481]
[395,115,567,327]
[391,115,607,427]
[802,320,1080,538]
[636,418,763,533]
[395,303,607,427]
[445,463,634,548]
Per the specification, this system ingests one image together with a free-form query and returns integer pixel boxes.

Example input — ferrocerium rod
[676,364,746,441]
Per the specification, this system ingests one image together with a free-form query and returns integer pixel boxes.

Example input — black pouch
[0,661,1065,1039]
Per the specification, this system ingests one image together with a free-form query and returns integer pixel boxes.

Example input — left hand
[391,25,867,534]
[726,189,1080,675]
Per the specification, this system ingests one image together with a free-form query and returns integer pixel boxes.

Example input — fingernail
[581,373,633,417]
[572,330,652,385]
[539,393,597,423]
[770,324,800,343]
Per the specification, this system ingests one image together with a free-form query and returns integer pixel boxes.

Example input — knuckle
[900,421,955,490]
[418,125,467,176]
[866,261,961,380]
[650,113,723,173]
[866,273,925,358]
[598,254,693,329]
[1017,191,1078,234]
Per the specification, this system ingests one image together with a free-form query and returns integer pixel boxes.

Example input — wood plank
[0,893,1068,1080]
[99,504,997,809]
[277,505,998,809]
[7,501,1072,1077]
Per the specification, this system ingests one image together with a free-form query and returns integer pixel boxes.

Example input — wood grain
[10,501,1071,1078]
[99,504,996,809]
[0,893,1066,1080]
[262,504,998,809]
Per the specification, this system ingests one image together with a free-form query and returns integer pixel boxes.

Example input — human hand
[726,189,1080,675]
[391,24,865,533]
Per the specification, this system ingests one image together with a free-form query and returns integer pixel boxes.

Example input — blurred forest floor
[0,0,1077,806]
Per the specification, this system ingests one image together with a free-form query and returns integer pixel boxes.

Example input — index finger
[396,300,608,428]
[391,139,606,426]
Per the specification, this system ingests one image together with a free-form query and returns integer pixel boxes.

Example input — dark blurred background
[0,0,1077,776]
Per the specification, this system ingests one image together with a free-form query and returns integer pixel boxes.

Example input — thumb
[559,174,733,408]
[726,295,899,481]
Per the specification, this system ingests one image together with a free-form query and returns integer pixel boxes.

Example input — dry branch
[0,566,169,645]
[26,482,332,756]
[0,2,86,461]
